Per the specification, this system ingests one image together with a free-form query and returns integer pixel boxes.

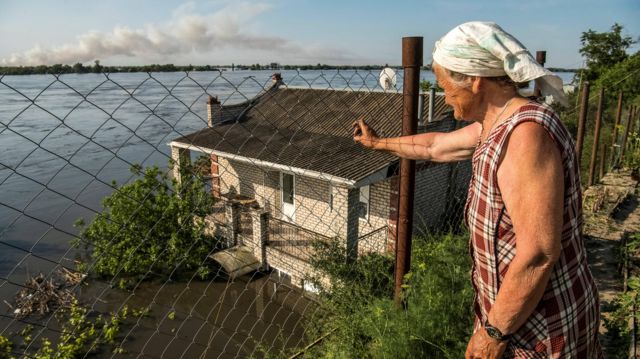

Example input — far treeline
[0,60,578,76]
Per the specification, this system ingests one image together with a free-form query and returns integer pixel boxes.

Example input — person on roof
[353,21,601,359]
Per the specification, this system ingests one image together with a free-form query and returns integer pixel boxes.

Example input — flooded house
[169,74,467,289]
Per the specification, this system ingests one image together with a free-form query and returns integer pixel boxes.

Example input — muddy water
[80,275,316,358]
[0,272,316,358]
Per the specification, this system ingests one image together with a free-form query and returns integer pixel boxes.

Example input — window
[282,173,294,204]
[359,185,370,220]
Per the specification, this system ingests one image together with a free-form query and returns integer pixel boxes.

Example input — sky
[1,0,639,68]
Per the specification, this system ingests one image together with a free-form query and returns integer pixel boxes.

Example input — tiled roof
[173,84,454,182]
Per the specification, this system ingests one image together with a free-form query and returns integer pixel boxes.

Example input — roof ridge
[217,83,447,111]
[217,79,283,122]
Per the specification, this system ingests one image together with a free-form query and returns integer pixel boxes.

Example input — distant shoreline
[0,63,579,76]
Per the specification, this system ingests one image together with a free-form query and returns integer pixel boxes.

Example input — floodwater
[78,275,316,358]
[0,69,575,357]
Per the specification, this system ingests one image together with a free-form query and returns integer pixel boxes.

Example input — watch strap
[483,319,511,342]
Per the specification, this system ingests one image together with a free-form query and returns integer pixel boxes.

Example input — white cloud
[2,1,357,66]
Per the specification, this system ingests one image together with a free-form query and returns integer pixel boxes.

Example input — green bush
[623,133,640,173]
[303,232,473,358]
[595,53,640,100]
[0,335,12,359]
[604,232,640,358]
[76,162,216,288]
[0,301,128,359]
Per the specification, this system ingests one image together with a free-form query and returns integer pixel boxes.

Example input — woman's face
[433,64,479,121]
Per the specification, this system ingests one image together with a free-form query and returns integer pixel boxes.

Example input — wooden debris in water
[7,268,86,319]
[59,267,86,286]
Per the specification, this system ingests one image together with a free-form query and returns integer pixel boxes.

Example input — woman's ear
[470,76,482,94]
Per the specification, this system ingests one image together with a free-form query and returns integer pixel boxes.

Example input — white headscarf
[433,21,568,107]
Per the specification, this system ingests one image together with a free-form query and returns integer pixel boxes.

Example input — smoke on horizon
[2,2,355,66]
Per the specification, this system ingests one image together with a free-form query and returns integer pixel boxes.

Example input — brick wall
[217,157,264,199]
[291,176,346,238]
[216,158,348,237]
[216,156,397,250]
[265,247,317,287]
[360,180,391,234]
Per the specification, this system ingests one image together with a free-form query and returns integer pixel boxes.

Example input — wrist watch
[483,319,511,342]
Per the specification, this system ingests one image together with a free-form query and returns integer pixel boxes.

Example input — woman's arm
[489,121,563,334]
[465,121,564,358]
[352,117,480,162]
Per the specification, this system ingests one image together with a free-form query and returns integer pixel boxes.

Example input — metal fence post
[575,81,590,165]
[630,106,638,136]
[632,106,640,161]
[630,106,637,135]
[599,144,607,180]
[533,51,546,98]
[588,87,605,186]
[395,36,422,307]
[610,91,624,167]
[621,106,634,164]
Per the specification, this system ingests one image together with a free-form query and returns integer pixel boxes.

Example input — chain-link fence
[0,68,474,358]
[2,59,639,357]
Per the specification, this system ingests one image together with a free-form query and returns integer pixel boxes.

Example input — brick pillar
[225,201,240,247]
[170,146,191,186]
[346,188,360,263]
[251,209,270,270]
[210,154,221,199]
[207,96,221,127]
[387,176,399,252]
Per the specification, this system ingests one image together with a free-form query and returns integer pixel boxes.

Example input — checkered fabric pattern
[464,102,603,358]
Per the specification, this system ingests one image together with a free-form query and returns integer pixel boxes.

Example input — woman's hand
[352,117,379,149]
[465,329,507,359]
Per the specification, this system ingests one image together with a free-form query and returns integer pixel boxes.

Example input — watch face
[485,326,503,340]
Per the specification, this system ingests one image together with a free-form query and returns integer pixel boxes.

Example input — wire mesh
[2,61,639,357]
[11,65,635,357]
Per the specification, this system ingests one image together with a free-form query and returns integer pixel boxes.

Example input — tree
[72,62,86,73]
[50,63,63,74]
[76,162,216,288]
[595,52,640,102]
[93,59,102,73]
[579,23,636,81]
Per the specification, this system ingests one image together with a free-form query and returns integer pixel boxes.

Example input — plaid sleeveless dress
[464,102,602,358]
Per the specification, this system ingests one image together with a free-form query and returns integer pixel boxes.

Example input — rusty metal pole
[599,144,607,180]
[588,87,605,186]
[621,106,634,163]
[632,106,640,159]
[394,36,422,307]
[575,81,590,166]
[610,91,624,167]
[533,51,546,98]
[631,106,638,135]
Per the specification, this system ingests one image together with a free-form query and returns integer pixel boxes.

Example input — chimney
[207,95,221,127]
[271,73,283,86]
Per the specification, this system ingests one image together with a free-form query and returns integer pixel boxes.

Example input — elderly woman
[353,22,601,358]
